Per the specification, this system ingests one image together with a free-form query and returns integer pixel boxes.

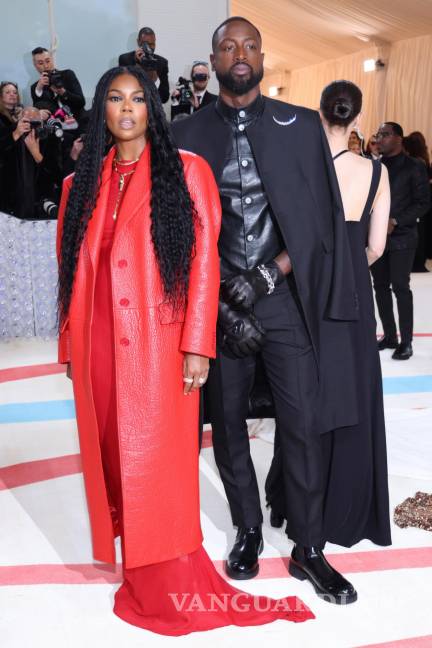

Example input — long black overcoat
[172,97,359,432]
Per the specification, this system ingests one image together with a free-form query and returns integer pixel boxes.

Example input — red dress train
[90,160,314,635]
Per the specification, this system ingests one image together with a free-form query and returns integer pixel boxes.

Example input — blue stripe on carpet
[383,375,432,395]
[0,375,431,423]
[0,400,75,424]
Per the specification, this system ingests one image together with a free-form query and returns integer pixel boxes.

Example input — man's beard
[215,65,264,96]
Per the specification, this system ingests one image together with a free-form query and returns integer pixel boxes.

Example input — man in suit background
[171,61,217,121]
[31,47,85,122]
[118,27,169,104]
[372,121,430,360]
[172,16,359,605]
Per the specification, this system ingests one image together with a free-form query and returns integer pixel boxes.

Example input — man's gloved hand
[218,300,266,358]
[222,261,285,310]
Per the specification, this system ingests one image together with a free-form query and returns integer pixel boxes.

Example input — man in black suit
[172,17,359,605]
[31,47,85,121]
[171,61,217,121]
[118,27,169,104]
[372,122,430,360]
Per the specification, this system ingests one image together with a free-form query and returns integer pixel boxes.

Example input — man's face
[22,107,41,127]
[191,65,209,92]
[210,20,264,95]
[376,124,401,156]
[33,51,54,74]
[138,33,156,53]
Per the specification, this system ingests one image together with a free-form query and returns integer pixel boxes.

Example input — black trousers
[370,247,416,344]
[207,280,324,547]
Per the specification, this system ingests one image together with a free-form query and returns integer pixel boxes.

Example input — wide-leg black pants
[207,279,324,547]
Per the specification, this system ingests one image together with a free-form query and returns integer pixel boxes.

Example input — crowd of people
[0,26,217,221]
[1,15,431,637]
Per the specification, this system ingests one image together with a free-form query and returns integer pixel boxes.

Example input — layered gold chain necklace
[112,156,139,220]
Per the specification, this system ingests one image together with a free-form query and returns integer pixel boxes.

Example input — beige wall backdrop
[286,34,432,145]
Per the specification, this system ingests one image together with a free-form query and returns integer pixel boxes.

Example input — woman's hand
[183,353,209,395]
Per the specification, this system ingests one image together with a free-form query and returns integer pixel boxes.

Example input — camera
[28,118,63,140]
[176,77,193,106]
[45,70,63,88]
[192,73,208,83]
[139,42,157,71]
[46,117,64,138]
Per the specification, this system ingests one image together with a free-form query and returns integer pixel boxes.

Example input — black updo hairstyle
[320,80,362,128]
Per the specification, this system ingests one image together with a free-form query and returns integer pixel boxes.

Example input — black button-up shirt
[216,95,284,277]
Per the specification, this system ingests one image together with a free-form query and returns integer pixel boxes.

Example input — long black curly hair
[58,65,197,324]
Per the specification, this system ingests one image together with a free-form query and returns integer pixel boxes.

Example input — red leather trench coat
[57,145,221,568]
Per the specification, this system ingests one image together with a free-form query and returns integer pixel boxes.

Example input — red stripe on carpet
[0,454,82,491]
[0,363,65,383]
[0,563,122,585]
[1,547,431,586]
[355,636,432,648]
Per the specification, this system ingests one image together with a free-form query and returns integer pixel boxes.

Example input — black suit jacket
[383,153,430,251]
[118,51,169,103]
[31,69,85,117]
[172,97,359,432]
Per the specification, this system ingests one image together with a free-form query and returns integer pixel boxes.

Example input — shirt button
[238,124,245,131]
[241,159,248,167]
[118,259,127,268]
[245,197,252,205]
[120,298,129,306]
[120,338,130,346]
[239,110,246,118]
[247,234,254,242]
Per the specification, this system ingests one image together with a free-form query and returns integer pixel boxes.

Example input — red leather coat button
[120,298,129,306]
[118,259,128,268]
[120,338,130,346]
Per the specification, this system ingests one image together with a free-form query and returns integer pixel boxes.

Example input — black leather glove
[218,300,266,358]
[222,261,285,310]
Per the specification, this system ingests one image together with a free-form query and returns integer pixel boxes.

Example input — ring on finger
[183,377,193,384]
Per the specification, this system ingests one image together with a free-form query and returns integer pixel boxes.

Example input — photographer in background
[118,27,169,103]
[31,47,85,123]
[171,61,216,121]
[0,106,63,219]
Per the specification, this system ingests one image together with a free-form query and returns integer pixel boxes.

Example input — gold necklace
[112,160,137,220]
[114,156,139,165]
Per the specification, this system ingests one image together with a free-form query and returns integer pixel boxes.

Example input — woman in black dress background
[319,80,392,548]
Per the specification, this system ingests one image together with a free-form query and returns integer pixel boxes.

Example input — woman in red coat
[57,66,313,635]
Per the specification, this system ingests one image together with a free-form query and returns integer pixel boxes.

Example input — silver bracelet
[257,264,275,295]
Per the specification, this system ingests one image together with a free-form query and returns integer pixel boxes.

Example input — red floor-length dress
[90,158,314,636]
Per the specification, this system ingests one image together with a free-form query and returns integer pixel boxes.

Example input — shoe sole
[288,560,358,605]
[392,355,413,360]
[224,539,264,581]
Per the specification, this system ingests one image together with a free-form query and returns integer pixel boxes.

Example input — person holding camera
[31,47,85,122]
[0,106,63,219]
[171,61,217,121]
[118,27,169,103]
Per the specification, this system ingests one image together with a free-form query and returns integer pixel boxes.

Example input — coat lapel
[86,146,116,270]
[114,143,151,233]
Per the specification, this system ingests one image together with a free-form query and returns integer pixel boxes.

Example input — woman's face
[348,131,361,155]
[105,74,148,144]
[1,84,18,109]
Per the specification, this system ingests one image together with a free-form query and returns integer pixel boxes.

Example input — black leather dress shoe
[270,509,284,528]
[288,545,357,605]
[377,335,398,351]
[392,342,413,360]
[225,527,263,580]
